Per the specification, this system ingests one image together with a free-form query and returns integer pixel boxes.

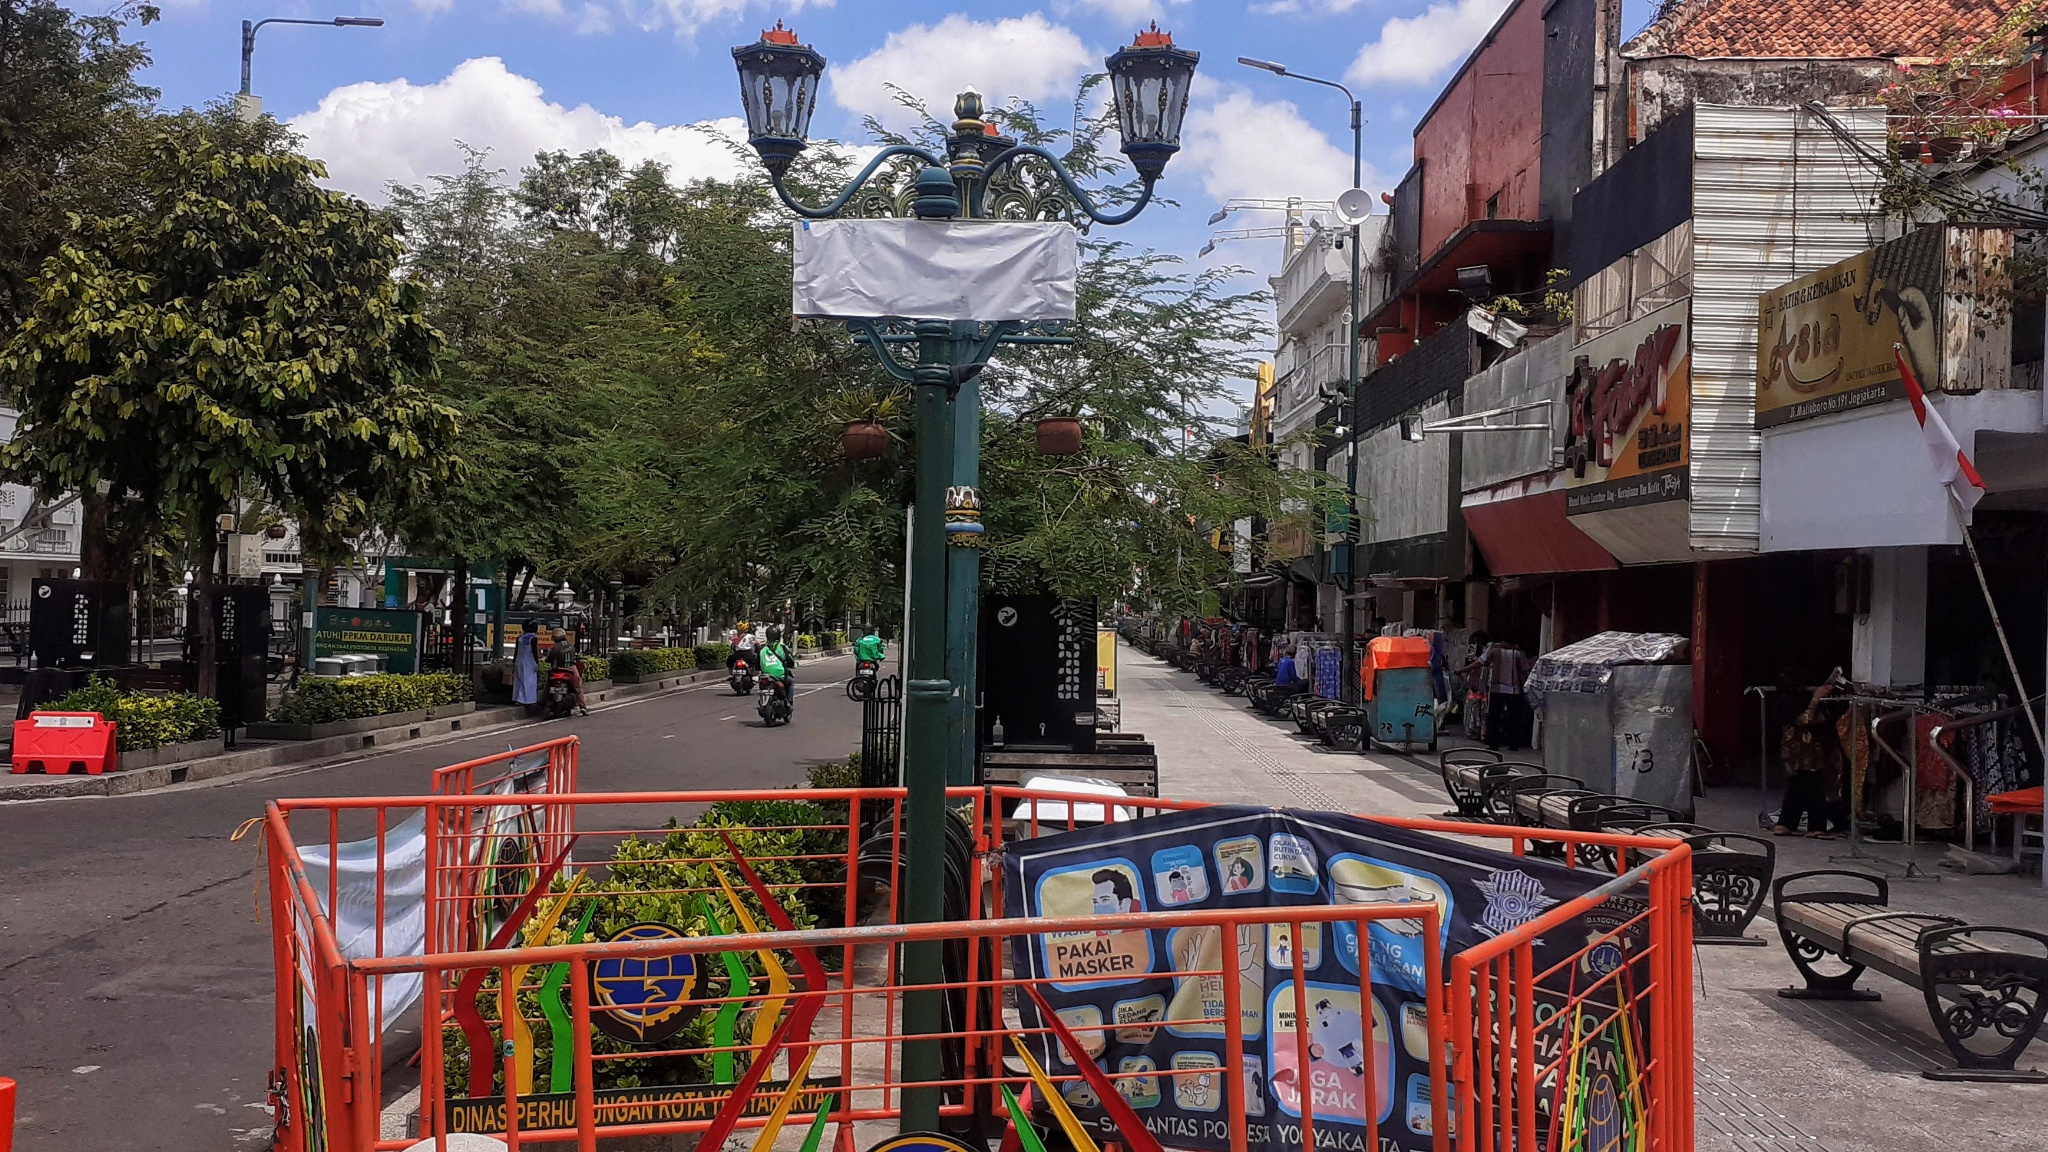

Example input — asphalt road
[0,652,866,1152]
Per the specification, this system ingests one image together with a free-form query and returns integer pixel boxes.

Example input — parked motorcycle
[845,658,881,701]
[541,667,578,719]
[756,679,792,726]
[728,650,758,696]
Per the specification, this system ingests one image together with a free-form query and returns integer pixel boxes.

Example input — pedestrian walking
[1477,639,1533,751]
[513,620,541,713]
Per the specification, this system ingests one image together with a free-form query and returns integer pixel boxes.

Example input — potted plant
[833,389,905,461]
[1036,416,1083,456]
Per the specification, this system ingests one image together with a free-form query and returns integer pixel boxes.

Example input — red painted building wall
[1410,0,1549,261]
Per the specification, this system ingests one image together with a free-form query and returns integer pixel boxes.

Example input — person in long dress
[513,620,541,712]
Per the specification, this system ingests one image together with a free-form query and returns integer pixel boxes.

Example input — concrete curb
[0,661,768,802]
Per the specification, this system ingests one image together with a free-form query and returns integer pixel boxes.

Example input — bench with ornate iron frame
[1634,822,1774,945]
[1775,869,2048,1081]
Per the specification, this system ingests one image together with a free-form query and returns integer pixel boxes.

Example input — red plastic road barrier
[2,1075,16,1152]
[9,712,117,775]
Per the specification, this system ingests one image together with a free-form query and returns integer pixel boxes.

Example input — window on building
[1484,192,1499,220]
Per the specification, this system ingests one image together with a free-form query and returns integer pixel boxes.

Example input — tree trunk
[79,490,146,587]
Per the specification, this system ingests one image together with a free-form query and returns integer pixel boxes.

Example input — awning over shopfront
[1462,475,1618,576]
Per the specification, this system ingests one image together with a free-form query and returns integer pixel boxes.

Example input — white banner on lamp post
[792,218,1079,322]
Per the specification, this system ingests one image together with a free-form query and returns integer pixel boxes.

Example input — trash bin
[1527,632,1694,819]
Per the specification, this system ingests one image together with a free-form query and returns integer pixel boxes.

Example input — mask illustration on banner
[1151,845,1211,906]
[1035,859,1153,990]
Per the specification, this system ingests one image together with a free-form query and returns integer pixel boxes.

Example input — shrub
[693,642,732,670]
[614,646,696,677]
[45,676,222,751]
[273,672,473,726]
[578,654,610,682]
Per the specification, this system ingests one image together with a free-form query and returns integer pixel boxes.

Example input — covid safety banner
[1004,806,1649,1152]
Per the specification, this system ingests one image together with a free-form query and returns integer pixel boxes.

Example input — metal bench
[1774,869,2048,1081]
[1486,772,1582,826]
[982,749,1159,798]
[1636,822,1775,945]
[1437,748,1506,816]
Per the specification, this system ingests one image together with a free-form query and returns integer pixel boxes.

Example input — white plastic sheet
[791,218,1079,321]
[297,810,427,1033]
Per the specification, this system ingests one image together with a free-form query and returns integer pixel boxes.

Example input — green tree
[0,0,158,334]
[0,127,459,692]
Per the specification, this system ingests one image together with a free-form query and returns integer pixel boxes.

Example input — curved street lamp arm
[980,145,1157,226]
[771,144,947,219]
[848,322,924,383]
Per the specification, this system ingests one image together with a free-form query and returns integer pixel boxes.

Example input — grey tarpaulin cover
[791,218,1079,321]
[1525,631,1689,706]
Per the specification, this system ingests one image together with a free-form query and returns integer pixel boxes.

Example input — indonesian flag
[1895,343,1986,515]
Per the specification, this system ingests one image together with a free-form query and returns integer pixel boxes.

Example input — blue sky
[105,0,1657,402]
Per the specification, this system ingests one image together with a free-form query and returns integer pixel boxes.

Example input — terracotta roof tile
[1627,0,2013,59]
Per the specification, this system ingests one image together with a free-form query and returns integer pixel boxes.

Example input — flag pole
[1946,488,2048,759]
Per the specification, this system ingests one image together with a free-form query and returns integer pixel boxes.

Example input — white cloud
[830,14,1094,127]
[1346,0,1512,88]
[619,0,830,37]
[290,57,754,200]
[1054,0,1188,21]
[1178,79,1370,207]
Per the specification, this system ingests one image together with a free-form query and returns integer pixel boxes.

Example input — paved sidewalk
[1115,643,2047,1152]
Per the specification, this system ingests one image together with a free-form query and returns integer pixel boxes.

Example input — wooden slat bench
[1774,869,2048,1080]
[982,749,1158,797]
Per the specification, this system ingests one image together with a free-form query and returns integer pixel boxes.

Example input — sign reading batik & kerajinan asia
[1564,299,1690,516]
[1755,226,1943,427]
[1756,225,2012,427]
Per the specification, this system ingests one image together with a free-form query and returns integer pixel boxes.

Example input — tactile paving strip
[1696,1058,1835,1151]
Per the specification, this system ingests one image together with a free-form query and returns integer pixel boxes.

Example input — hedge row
[45,677,222,751]
[578,654,611,682]
[612,646,698,677]
[694,642,732,669]
[273,672,473,725]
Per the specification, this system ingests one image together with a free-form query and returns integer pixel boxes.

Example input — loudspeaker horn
[1334,187,1375,225]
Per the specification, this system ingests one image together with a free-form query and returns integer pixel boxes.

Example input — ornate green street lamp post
[732,20,1198,1133]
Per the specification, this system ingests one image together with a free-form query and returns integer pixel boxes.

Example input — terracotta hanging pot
[266,524,289,539]
[1036,416,1083,456]
[842,421,889,460]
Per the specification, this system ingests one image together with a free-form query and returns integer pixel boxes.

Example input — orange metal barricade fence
[265,784,1693,1152]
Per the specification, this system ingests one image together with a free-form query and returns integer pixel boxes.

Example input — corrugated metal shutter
[1688,104,1886,552]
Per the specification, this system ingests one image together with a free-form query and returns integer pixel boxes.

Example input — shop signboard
[1005,806,1648,1152]
[313,607,423,674]
[1563,299,1691,516]
[1755,226,1944,427]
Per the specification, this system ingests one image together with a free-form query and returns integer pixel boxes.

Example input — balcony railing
[1,527,73,556]
[1273,343,1350,428]
[1274,238,1351,336]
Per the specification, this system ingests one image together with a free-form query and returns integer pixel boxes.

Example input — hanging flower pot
[1036,416,1083,456]
[266,525,289,539]
[842,421,889,460]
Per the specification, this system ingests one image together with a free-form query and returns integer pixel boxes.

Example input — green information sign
[313,607,423,674]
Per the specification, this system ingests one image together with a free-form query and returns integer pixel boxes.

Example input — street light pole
[238,15,384,117]
[1238,57,1366,698]
[732,23,1198,1132]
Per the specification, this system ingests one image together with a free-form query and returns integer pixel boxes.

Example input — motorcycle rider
[853,625,886,665]
[547,629,590,716]
[762,625,798,708]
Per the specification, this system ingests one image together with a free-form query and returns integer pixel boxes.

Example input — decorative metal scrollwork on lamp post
[731,20,1197,1134]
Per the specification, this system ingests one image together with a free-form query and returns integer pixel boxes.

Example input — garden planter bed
[246,701,476,742]
[115,737,228,771]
